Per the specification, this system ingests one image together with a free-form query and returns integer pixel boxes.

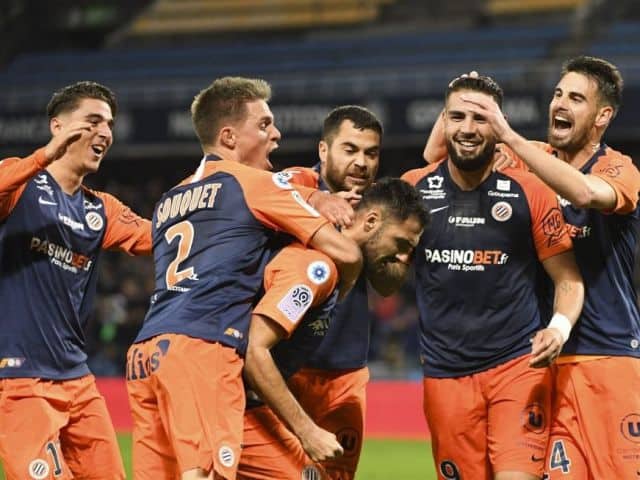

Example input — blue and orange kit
[403,162,573,377]
[0,148,151,380]
[135,155,329,351]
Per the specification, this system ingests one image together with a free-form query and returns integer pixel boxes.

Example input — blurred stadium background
[1,0,640,478]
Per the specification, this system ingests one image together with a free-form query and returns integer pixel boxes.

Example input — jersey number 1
[165,221,196,289]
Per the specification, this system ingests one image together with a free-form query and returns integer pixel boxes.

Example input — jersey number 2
[165,221,196,289]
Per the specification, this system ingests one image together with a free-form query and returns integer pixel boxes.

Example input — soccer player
[285,105,404,480]
[459,56,640,479]
[402,74,584,480]
[125,77,362,480]
[239,178,429,480]
[0,82,151,479]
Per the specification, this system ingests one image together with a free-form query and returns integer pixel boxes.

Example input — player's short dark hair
[357,177,430,228]
[46,81,117,119]
[446,74,504,108]
[562,55,623,115]
[322,105,383,145]
[191,76,272,147]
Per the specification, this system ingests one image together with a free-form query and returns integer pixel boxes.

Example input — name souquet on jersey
[155,181,222,229]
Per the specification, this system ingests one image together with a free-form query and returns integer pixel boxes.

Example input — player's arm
[460,91,619,210]
[99,191,152,255]
[244,315,343,462]
[247,173,362,299]
[530,250,584,367]
[423,109,447,164]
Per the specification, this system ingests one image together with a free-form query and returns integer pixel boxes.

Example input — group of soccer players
[0,54,638,480]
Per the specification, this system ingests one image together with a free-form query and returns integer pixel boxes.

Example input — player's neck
[46,158,85,195]
[447,160,493,191]
[557,140,601,170]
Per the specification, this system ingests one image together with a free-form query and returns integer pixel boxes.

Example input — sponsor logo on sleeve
[541,208,565,246]
[307,260,330,285]
[272,171,294,190]
[277,285,314,324]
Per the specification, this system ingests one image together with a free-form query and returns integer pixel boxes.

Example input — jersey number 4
[164,221,196,289]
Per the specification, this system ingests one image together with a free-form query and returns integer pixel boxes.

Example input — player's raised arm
[423,108,447,164]
[459,90,632,211]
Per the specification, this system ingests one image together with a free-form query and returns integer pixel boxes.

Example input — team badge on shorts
[28,458,50,479]
[218,445,235,468]
[491,201,512,222]
[620,413,640,443]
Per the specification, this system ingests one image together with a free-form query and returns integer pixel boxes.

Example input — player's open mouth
[551,112,573,136]
[91,145,106,157]
[455,139,481,152]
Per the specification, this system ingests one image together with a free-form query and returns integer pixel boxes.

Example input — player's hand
[308,190,355,228]
[299,425,344,462]
[448,70,479,87]
[459,92,513,141]
[335,187,362,207]
[492,145,517,172]
[44,121,93,164]
[529,328,564,368]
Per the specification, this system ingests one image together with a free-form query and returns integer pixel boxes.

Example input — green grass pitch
[1,435,437,479]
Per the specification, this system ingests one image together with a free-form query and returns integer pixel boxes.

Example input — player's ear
[318,140,328,165]
[363,207,382,233]
[219,126,236,149]
[49,117,63,136]
[595,105,613,128]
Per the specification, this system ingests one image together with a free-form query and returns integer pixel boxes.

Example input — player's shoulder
[271,243,335,275]
[81,185,111,205]
[402,161,442,186]
[598,145,636,168]
[282,166,320,188]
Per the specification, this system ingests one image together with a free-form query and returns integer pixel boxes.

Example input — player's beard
[324,153,373,194]
[447,138,495,172]
[362,225,391,277]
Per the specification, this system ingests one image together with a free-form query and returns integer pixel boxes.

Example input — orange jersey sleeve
[0,148,49,220]
[505,169,573,261]
[590,147,640,214]
[401,162,441,186]
[283,167,321,201]
[95,190,152,255]
[239,167,329,246]
[253,243,338,338]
